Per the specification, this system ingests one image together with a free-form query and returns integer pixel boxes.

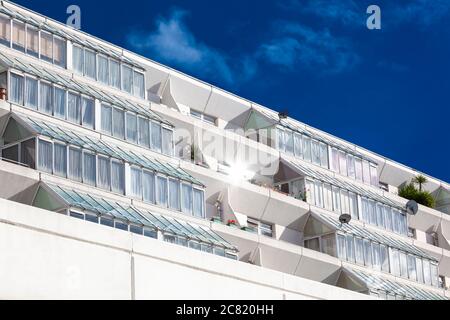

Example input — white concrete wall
[0,198,371,300]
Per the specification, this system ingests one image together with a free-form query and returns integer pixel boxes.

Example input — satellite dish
[278,111,289,120]
[339,214,352,225]
[406,200,419,216]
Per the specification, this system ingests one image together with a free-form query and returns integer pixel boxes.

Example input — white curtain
[380,245,389,272]
[156,176,168,207]
[193,189,204,218]
[38,139,53,173]
[294,134,302,157]
[181,183,192,214]
[355,158,363,181]
[311,140,320,165]
[138,117,150,148]
[362,160,371,184]
[355,238,364,265]
[97,156,111,190]
[363,239,373,267]
[111,161,125,194]
[319,142,328,168]
[346,234,355,262]
[10,73,24,105]
[53,37,66,67]
[369,200,377,225]
[376,203,385,228]
[68,148,82,181]
[151,122,162,151]
[340,190,349,214]
[133,71,144,98]
[122,65,133,93]
[349,192,358,220]
[81,97,94,129]
[126,113,137,143]
[407,255,417,281]
[399,252,408,277]
[12,21,25,51]
[83,152,96,186]
[113,108,125,139]
[169,179,180,211]
[416,258,424,283]
[314,181,323,208]
[109,59,121,88]
[54,87,66,119]
[337,234,346,260]
[161,127,173,156]
[142,171,155,203]
[84,49,96,79]
[331,148,339,172]
[339,151,347,175]
[0,15,10,45]
[39,82,53,115]
[372,243,381,271]
[101,104,112,135]
[323,184,333,211]
[98,55,109,84]
[370,164,379,186]
[384,205,393,231]
[360,198,368,222]
[25,77,38,109]
[276,128,284,151]
[130,167,142,198]
[68,93,81,124]
[26,26,39,57]
[285,131,294,155]
[53,143,67,177]
[40,31,53,62]
[332,186,341,213]
[72,45,84,74]
[302,136,311,162]
[347,154,355,178]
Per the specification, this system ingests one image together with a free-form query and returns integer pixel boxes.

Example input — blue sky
[12,0,450,182]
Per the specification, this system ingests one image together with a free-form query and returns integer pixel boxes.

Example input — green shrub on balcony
[398,182,435,208]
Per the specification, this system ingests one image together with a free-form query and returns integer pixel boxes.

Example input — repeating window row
[304,178,408,236]
[10,72,94,129]
[0,14,66,67]
[100,104,173,156]
[335,233,439,287]
[72,45,145,99]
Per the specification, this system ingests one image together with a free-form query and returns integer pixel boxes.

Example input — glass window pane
[340,190,349,214]
[362,160,371,184]
[389,248,400,276]
[355,158,363,182]
[430,263,439,287]
[320,142,328,168]
[181,183,193,215]
[143,171,155,203]
[110,59,121,89]
[380,245,389,272]
[384,205,393,232]
[12,21,25,52]
[162,127,173,156]
[126,113,138,143]
[68,147,82,181]
[138,117,150,148]
[363,239,372,267]
[111,161,125,194]
[277,128,284,151]
[130,167,142,198]
[416,257,424,283]
[285,131,294,155]
[39,82,53,115]
[372,242,381,271]
[423,259,431,285]
[193,188,205,218]
[73,45,84,74]
[81,97,95,129]
[122,64,133,93]
[53,37,66,67]
[346,234,355,262]
[54,143,67,177]
[0,15,11,46]
[113,108,125,139]
[133,71,145,98]
[369,200,377,225]
[322,234,336,256]
[407,255,417,281]
[54,87,66,119]
[156,176,168,207]
[323,183,333,211]
[98,55,109,85]
[376,203,385,229]
[151,122,162,152]
[331,148,339,172]
[84,49,96,79]
[347,154,355,178]
[40,31,53,62]
[2,145,19,163]
[339,151,347,176]
[81,152,95,186]
[294,134,302,157]
[68,93,81,124]
[97,156,111,190]
[25,77,38,109]
[332,186,341,213]
[302,136,311,162]
[101,104,112,135]
[20,139,36,169]
[314,181,323,208]
[10,73,24,105]
[38,139,53,173]
[370,164,379,187]
[169,178,180,211]
[311,140,321,165]
[337,234,346,260]
[349,192,358,220]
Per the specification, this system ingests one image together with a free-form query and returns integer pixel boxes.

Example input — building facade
[0,0,449,300]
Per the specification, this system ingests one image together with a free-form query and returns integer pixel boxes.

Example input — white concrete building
[0,0,448,300]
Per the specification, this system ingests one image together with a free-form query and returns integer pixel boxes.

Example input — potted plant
[398,175,435,208]
[227,219,238,228]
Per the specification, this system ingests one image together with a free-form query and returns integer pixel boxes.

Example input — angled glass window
[54,87,66,119]
[0,15,11,46]
[68,92,81,125]
[339,150,347,176]
[53,37,66,68]
[40,31,53,63]
[181,183,193,215]
[355,158,363,182]
[54,143,67,177]
[347,154,355,178]
[111,160,125,194]
[294,133,302,157]
[83,152,96,186]
[302,136,311,162]
[346,234,355,263]
[97,156,111,190]
[337,234,346,260]
[25,26,42,57]
[97,55,109,85]
[138,117,150,148]
[130,167,142,198]
[109,59,121,89]
[25,76,38,109]
[101,104,112,135]
[122,64,133,93]
[162,127,173,156]
[363,239,372,267]
[113,108,125,139]
[12,20,25,52]
[133,71,145,98]
[72,45,84,74]
[81,97,95,129]
[319,142,328,168]
[68,147,82,181]
[84,49,96,79]
[10,73,24,105]
[285,131,294,155]
[21,138,36,169]
[38,139,53,173]
[143,171,155,203]
[193,188,205,218]
[151,121,162,152]
[39,82,53,115]
[156,176,168,207]
[126,113,138,143]
[169,178,181,211]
